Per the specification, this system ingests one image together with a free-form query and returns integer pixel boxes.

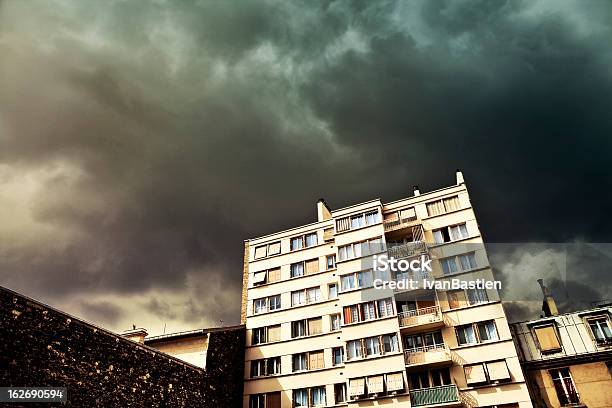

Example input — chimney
[317,198,332,222]
[122,327,148,344]
[456,169,465,185]
[413,185,420,196]
[537,279,558,317]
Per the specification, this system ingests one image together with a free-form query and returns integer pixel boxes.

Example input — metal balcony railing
[404,343,451,366]
[409,384,459,406]
[387,241,428,260]
[398,305,441,328]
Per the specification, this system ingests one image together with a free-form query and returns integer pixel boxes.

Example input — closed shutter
[267,268,281,283]
[448,290,466,309]
[384,212,399,222]
[465,363,487,384]
[267,325,280,342]
[367,376,384,394]
[426,200,445,216]
[252,271,266,285]
[401,207,416,220]
[266,392,281,408]
[305,259,319,275]
[487,360,511,381]
[309,352,318,369]
[386,373,404,391]
[254,245,267,259]
[534,325,561,352]
[336,217,350,232]
[268,242,281,255]
[323,227,334,241]
[443,196,460,212]
[349,378,365,396]
[308,318,322,335]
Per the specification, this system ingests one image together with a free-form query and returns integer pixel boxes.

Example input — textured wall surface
[0,286,245,407]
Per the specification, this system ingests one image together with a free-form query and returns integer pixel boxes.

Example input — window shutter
[367,376,384,394]
[426,200,445,216]
[386,373,404,391]
[252,271,266,285]
[268,242,281,255]
[267,392,281,408]
[254,245,267,259]
[465,363,487,385]
[323,227,334,241]
[443,196,460,212]
[305,259,319,275]
[308,318,322,335]
[486,360,511,381]
[534,325,562,352]
[267,325,280,342]
[267,268,281,283]
[349,378,365,396]
[401,207,416,220]
[309,352,318,369]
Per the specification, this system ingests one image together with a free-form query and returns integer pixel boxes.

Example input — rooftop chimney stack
[317,198,332,222]
[122,327,148,344]
[456,169,465,185]
[413,185,420,196]
[537,279,559,317]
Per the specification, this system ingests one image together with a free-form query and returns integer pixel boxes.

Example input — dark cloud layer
[1,0,611,332]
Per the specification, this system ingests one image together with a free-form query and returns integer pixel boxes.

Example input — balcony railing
[410,384,459,407]
[387,241,428,260]
[404,344,451,366]
[384,216,419,232]
[398,305,442,328]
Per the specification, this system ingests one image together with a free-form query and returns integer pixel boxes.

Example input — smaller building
[511,280,612,408]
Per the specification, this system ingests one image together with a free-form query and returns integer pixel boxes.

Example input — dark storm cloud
[1,0,611,331]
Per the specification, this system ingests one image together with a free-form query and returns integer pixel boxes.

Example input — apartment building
[241,171,532,408]
[512,281,612,408]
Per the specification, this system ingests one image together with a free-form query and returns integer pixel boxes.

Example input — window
[323,227,334,241]
[311,386,326,406]
[343,298,394,324]
[465,363,487,385]
[293,353,307,372]
[254,242,281,259]
[293,388,309,407]
[291,290,305,306]
[363,302,376,321]
[331,314,341,331]
[292,320,306,338]
[532,324,562,352]
[252,271,267,285]
[267,267,281,283]
[466,288,488,305]
[307,287,321,303]
[386,373,405,392]
[447,290,467,309]
[349,378,365,397]
[336,217,350,232]
[340,269,373,291]
[426,196,459,216]
[252,325,281,345]
[550,368,580,406]
[477,320,499,341]
[367,375,384,394]
[291,233,318,251]
[332,347,344,366]
[334,383,347,403]
[456,324,477,345]
[308,317,322,335]
[364,336,380,356]
[341,273,356,291]
[326,255,336,270]
[347,340,361,360]
[377,298,394,318]
[269,295,281,311]
[365,211,379,225]
[250,394,265,408]
[459,252,477,270]
[382,334,399,352]
[251,357,281,378]
[433,223,468,244]
[587,316,612,345]
[338,238,383,261]
[308,350,325,370]
[328,283,338,299]
[252,327,266,345]
[254,246,267,259]
[254,298,267,314]
[440,257,458,275]
[268,242,281,256]
[290,262,304,278]
[486,360,510,381]
[431,368,452,386]
[305,258,320,275]
[351,214,365,229]
[405,331,443,351]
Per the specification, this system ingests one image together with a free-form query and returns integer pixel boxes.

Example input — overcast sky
[1,0,611,334]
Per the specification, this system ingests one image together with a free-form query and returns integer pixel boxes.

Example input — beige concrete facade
[243,172,532,408]
[512,305,612,408]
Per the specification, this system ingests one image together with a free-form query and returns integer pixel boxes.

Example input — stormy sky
[1,0,611,334]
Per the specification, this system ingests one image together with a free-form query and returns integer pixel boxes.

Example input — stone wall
[0,286,245,407]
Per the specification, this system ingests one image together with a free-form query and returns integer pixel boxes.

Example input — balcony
[384,215,420,232]
[404,344,452,367]
[387,241,428,260]
[398,306,443,332]
[409,384,460,407]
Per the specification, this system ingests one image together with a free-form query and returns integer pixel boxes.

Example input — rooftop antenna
[163,323,167,334]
